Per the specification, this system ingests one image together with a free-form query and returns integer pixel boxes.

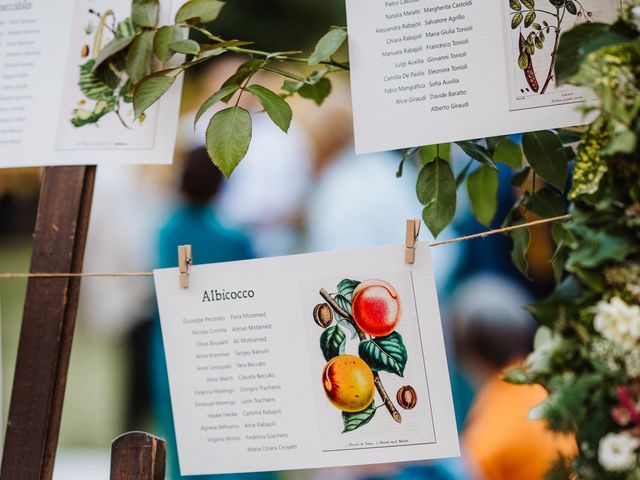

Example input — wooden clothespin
[178,245,192,289]
[405,218,421,264]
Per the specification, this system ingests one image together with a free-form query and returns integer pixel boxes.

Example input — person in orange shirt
[450,275,576,480]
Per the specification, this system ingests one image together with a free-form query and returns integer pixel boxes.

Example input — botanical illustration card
[154,244,458,475]
[0,0,182,168]
[344,0,621,154]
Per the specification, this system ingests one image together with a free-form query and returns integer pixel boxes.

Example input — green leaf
[337,279,360,301]
[524,11,536,28]
[298,78,332,106]
[309,28,347,65]
[333,294,352,317]
[521,0,534,8]
[126,30,155,84]
[522,131,568,191]
[358,332,408,377]
[133,75,175,118]
[342,402,376,433]
[564,0,577,15]
[567,231,635,270]
[205,107,252,178]
[154,26,183,62]
[511,12,523,29]
[92,35,135,72]
[526,188,566,218]
[493,138,523,168]
[170,39,200,55]
[79,60,117,101]
[194,84,240,127]
[510,223,531,278]
[509,0,522,10]
[417,158,457,237]
[456,141,498,170]
[175,0,225,24]
[320,325,346,361]
[246,85,292,133]
[518,52,529,70]
[132,0,159,28]
[420,144,451,164]
[467,166,499,227]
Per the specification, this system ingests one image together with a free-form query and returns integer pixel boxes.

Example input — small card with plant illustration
[0,0,182,168]
[154,244,458,476]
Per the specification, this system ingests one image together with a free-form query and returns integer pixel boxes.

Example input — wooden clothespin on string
[405,218,421,264]
[178,245,192,289]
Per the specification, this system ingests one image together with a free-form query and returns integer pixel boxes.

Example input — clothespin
[405,219,421,264]
[178,245,193,289]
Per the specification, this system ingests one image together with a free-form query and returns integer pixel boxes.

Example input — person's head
[449,274,536,387]
[180,147,224,205]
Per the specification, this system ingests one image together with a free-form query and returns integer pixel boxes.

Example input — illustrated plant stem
[540,7,564,95]
[319,288,402,423]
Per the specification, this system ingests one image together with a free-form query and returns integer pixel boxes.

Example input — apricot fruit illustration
[351,280,401,337]
[322,355,375,412]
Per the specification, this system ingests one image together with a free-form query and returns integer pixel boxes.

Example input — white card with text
[0,0,182,168]
[154,244,459,476]
[345,0,619,154]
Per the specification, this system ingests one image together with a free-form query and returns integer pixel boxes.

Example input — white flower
[593,297,640,351]
[598,432,640,472]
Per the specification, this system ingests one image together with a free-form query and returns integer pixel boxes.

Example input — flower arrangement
[505,2,640,477]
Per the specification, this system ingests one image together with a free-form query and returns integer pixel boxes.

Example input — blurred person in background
[450,274,576,480]
[177,57,314,258]
[150,147,272,480]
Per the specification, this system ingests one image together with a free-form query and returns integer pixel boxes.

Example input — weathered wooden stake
[110,432,166,480]
[1,166,96,480]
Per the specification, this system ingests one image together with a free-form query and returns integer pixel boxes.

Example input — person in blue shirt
[150,147,271,480]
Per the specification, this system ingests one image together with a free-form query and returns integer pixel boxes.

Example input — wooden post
[110,432,166,480]
[1,166,96,480]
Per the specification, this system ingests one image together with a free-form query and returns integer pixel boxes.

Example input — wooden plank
[110,432,166,480]
[1,166,96,480]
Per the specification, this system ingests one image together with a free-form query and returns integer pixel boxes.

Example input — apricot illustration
[322,355,375,412]
[351,280,401,337]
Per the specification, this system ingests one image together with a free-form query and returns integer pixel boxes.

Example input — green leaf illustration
[175,0,225,24]
[206,107,252,178]
[524,11,536,28]
[337,279,361,301]
[565,0,577,15]
[511,12,523,29]
[342,402,376,433]
[522,131,568,191]
[333,294,352,317]
[521,0,534,8]
[79,60,117,101]
[358,332,408,377]
[308,27,347,65]
[154,26,184,62]
[132,0,159,28]
[467,166,498,227]
[509,0,521,11]
[133,75,175,118]
[194,84,240,127]
[417,158,457,238]
[246,85,293,133]
[320,325,346,361]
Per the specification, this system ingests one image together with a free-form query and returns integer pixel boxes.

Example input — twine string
[0,214,571,280]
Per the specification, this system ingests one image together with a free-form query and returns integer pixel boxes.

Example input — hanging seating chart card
[154,244,458,475]
[345,0,619,154]
[0,0,182,168]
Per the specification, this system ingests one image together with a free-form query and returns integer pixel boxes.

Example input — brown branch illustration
[319,288,402,423]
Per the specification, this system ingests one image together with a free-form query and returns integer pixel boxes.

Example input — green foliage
[154,26,184,62]
[205,107,252,178]
[169,39,201,55]
[467,166,499,227]
[320,325,346,361]
[337,279,360,301]
[493,138,523,168]
[308,27,347,65]
[522,131,568,191]
[133,75,176,118]
[342,402,376,433]
[132,0,159,28]
[246,85,292,133]
[509,223,531,278]
[417,158,456,237]
[126,30,155,84]
[193,84,239,127]
[175,0,225,24]
[358,332,408,377]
